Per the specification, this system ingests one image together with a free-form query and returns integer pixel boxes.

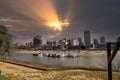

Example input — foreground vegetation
[0,25,12,80]
[0,62,120,80]
[0,75,11,80]
[4,69,120,80]
[0,25,12,59]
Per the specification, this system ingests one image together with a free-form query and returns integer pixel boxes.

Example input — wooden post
[107,42,112,80]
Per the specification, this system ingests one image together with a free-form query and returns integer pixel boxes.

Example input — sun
[49,22,62,31]
[47,21,70,31]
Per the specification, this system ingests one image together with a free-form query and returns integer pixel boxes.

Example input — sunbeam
[8,0,71,33]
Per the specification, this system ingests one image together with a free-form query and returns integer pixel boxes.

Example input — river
[11,52,107,68]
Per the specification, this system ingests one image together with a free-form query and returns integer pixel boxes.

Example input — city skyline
[0,0,120,43]
[27,32,106,46]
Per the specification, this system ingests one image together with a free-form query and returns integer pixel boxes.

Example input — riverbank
[0,61,120,80]
[15,50,120,57]
[0,58,107,71]
[15,50,108,56]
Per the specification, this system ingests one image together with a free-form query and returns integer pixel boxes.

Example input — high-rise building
[84,30,91,47]
[100,36,105,44]
[33,35,42,47]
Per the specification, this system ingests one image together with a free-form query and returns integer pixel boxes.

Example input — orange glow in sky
[47,21,70,31]
[9,0,71,38]
[48,22,62,31]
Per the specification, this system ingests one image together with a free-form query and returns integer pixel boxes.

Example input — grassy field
[0,62,120,80]
[0,75,11,80]
[2,70,120,80]
[11,70,120,80]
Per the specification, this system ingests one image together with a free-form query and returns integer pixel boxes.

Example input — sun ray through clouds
[7,0,73,39]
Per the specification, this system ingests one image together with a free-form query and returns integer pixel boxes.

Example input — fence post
[107,42,112,80]
[0,70,2,76]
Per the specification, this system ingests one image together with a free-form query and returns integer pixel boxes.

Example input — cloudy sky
[0,0,120,44]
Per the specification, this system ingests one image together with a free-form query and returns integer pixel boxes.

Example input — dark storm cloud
[0,0,120,43]
[71,1,120,26]
[54,0,120,41]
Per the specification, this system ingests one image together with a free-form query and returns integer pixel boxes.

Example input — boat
[52,54,60,58]
[47,53,60,58]
[32,53,39,56]
[47,54,53,57]
[33,52,43,56]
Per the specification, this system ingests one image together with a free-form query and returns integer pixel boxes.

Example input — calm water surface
[11,53,107,68]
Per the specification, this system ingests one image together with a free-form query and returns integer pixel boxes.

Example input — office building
[84,30,91,47]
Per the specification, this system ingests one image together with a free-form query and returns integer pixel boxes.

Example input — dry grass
[0,62,120,80]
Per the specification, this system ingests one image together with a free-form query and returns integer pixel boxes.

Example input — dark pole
[107,42,112,80]
[109,42,120,64]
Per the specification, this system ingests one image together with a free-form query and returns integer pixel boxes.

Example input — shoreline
[1,61,118,80]
[14,49,120,57]
[0,58,107,71]
[14,50,108,56]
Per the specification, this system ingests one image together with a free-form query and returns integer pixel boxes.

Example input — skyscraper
[84,30,91,47]
[33,35,42,47]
